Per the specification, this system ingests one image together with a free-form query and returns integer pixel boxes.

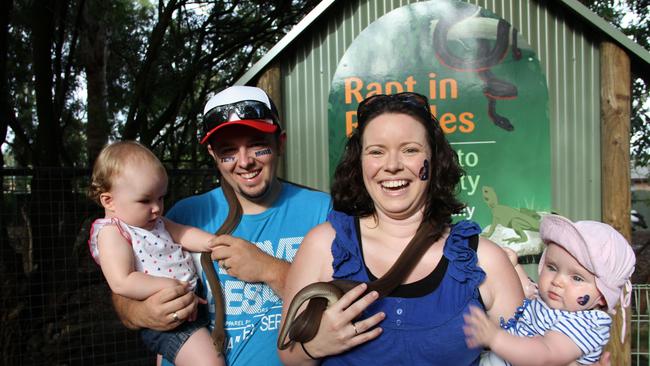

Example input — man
[113,86,331,365]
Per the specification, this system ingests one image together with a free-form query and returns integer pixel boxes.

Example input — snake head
[277,282,347,350]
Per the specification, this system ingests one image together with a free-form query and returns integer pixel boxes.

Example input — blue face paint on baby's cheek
[577,295,590,306]
[419,159,429,181]
[255,148,272,157]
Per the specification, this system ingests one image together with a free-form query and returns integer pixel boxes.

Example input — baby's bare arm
[163,217,216,252]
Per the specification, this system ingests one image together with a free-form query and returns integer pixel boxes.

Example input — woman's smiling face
[361,112,431,220]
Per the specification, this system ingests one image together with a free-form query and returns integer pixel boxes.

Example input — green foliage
[2,0,319,168]
[2,0,648,168]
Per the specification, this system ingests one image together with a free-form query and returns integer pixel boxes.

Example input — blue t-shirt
[163,181,331,366]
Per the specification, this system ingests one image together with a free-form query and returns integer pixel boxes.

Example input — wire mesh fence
[2,167,649,365]
[1,167,218,366]
[633,284,650,366]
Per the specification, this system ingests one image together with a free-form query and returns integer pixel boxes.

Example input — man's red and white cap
[200,86,280,144]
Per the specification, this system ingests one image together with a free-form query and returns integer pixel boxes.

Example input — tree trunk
[122,0,181,140]
[31,0,61,167]
[0,0,21,272]
[81,0,109,165]
[0,0,11,169]
[27,3,75,356]
[600,41,632,366]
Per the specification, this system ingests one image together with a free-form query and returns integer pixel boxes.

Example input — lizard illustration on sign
[480,186,540,243]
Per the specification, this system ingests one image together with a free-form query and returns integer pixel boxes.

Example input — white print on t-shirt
[257,236,302,262]
[197,235,304,320]
[195,235,306,355]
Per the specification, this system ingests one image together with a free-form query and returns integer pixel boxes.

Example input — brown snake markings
[277,219,441,350]
[201,179,242,354]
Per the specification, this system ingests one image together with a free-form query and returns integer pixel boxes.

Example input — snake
[200,177,242,354]
[432,8,521,131]
[277,219,441,350]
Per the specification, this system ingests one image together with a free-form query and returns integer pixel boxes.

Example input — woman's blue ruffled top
[323,210,486,366]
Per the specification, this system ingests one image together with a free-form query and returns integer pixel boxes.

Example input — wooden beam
[600,41,631,366]
[256,64,285,178]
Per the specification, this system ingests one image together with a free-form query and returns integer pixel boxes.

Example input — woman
[279,92,524,365]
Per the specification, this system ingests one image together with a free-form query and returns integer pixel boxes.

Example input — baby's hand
[188,295,208,322]
[463,305,500,349]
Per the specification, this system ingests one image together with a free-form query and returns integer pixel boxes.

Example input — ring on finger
[352,322,359,336]
[172,312,179,322]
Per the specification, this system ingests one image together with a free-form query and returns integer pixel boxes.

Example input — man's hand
[211,234,290,297]
[211,234,273,283]
[112,283,198,331]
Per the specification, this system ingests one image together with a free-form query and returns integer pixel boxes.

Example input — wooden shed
[236,0,650,363]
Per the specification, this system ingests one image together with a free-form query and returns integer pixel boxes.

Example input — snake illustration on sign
[432,7,521,131]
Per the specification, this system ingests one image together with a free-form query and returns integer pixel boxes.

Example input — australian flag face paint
[255,148,272,157]
[219,147,272,164]
[419,159,429,181]
[577,295,590,306]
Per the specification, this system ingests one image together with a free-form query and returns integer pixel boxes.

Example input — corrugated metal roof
[236,0,650,85]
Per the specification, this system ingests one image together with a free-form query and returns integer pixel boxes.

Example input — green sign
[328,0,550,255]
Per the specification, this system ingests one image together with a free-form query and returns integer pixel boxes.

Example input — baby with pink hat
[464,214,636,365]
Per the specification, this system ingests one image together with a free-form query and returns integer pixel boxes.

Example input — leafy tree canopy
[1,0,320,168]
[1,0,648,168]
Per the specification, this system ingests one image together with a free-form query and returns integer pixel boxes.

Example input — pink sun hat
[538,214,636,313]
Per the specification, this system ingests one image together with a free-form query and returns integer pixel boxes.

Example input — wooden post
[256,64,285,178]
[600,41,632,366]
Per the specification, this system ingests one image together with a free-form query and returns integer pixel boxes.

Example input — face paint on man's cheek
[255,148,272,157]
[419,159,429,181]
[577,294,590,306]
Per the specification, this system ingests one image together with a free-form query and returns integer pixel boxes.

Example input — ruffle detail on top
[329,210,363,278]
[88,217,132,265]
[443,220,485,298]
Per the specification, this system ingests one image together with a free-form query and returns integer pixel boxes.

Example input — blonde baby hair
[88,141,167,205]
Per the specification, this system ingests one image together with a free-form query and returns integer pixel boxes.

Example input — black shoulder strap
[469,234,479,251]
[467,234,485,309]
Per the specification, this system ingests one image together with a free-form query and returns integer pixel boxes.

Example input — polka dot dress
[88,217,198,290]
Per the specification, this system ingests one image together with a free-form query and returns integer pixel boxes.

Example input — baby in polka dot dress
[88,141,224,366]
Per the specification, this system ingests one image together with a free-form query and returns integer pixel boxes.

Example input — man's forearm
[112,292,144,330]
[112,284,198,332]
[263,257,290,299]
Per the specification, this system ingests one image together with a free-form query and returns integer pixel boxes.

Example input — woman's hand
[302,283,386,358]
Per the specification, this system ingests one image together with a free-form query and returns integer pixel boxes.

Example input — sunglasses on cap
[200,100,280,144]
[356,92,432,127]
